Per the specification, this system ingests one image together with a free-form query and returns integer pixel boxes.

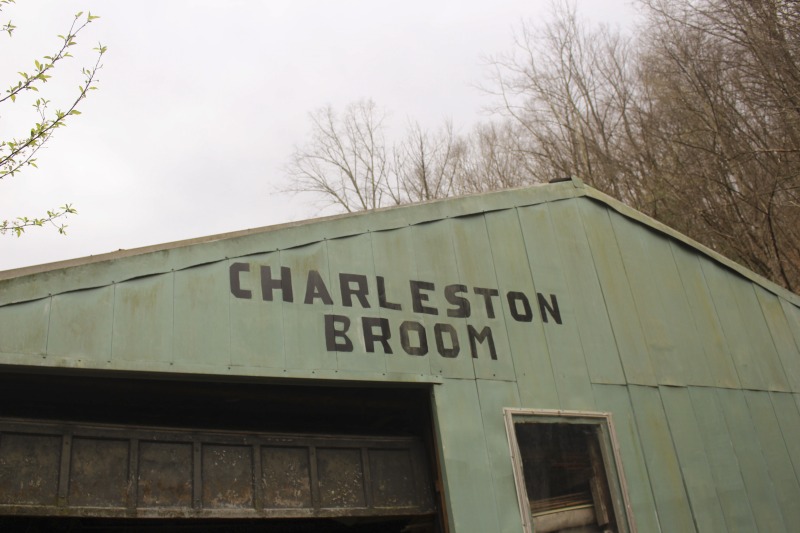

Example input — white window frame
[503,408,636,533]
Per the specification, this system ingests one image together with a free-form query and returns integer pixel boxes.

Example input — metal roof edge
[0,181,585,306]
[582,186,800,307]
[3,178,796,308]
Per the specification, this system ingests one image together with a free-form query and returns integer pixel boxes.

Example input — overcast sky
[0,0,636,272]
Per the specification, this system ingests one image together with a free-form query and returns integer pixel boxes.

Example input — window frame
[503,408,636,533]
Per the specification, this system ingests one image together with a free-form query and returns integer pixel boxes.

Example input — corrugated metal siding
[1,184,799,532]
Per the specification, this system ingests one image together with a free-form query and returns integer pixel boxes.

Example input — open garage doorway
[0,372,443,532]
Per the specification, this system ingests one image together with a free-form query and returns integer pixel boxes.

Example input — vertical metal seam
[57,432,72,507]
[252,440,263,512]
[361,446,373,510]
[128,438,138,510]
[309,446,320,510]
[192,438,202,510]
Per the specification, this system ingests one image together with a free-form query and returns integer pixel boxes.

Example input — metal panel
[743,390,800,526]
[369,448,417,508]
[450,215,514,381]
[317,448,365,508]
[518,203,594,410]
[475,379,523,533]
[0,433,61,506]
[611,215,711,386]
[715,388,787,532]
[687,386,757,532]
[628,385,696,532]
[261,447,312,509]
[769,392,800,482]
[669,243,741,389]
[68,437,130,507]
[229,253,286,369]
[659,386,727,531]
[591,384,659,533]
[111,273,174,364]
[484,209,559,407]
[728,281,791,392]
[579,201,657,386]
[202,444,254,509]
[780,299,800,359]
[412,220,475,379]
[370,228,432,376]
[0,298,49,356]
[700,258,790,392]
[138,441,193,508]
[756,289,800,392]
[173,262,231,367]
[47,287,114,363]
[547,200,625,386]
[278,243,337,372]
[326,233,387,376]
[432,379,499,532]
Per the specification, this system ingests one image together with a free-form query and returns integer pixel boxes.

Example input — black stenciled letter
[444,284,470,318]
[229,262,252,299]
[473,287,500,318]
[410,280,438,315]
[400,321,428,356]
[507,291,533,322]
[339,273,371,308]
[434,323,459,358]
[325,314,353,352]
[304,270,333,305]
[362,317,393,354]
[261,266,293,302]
[377,276,402,311]
[468,325,497,360]
[537,293,562,324]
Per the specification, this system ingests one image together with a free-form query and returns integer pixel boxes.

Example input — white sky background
[0,0,636,272]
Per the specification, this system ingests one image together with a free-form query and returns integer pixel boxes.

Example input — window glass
[505,411,633,533]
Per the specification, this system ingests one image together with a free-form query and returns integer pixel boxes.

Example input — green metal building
[0,178,799,532]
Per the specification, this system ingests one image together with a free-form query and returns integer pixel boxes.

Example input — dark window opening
[0,370,444,532]
[506,410,633,533]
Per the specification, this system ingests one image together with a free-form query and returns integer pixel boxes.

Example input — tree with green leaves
[1,0,105,236]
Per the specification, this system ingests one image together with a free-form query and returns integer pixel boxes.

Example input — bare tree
[486,2,643,202]
[285,100,392,213]
[456,121,534,194]
[286,101,471,211]
[394,120,466,203]
[285,0,800,291]
[637,0,800,290]
[488,0,800,291]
